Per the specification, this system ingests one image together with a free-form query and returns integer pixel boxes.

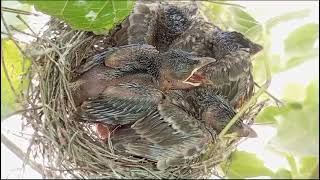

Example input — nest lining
[19,17,265,179]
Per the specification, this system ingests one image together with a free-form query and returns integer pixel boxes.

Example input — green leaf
[255,102,303,125]
[298,156,318,178]
[284,50,319,71]
[268,97,319,157]
[221,151,274,178]
[1,40,31,119]
[284,23,319,58]
[227,7,260,34]
[304,79,319,105]
[255,106,281,124]
[272,168,292,179]
[268,80,319,157]
[20,0,135,34]
[265,9,310,31]
[282,83,306,102]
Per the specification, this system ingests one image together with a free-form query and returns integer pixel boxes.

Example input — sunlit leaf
[272,168,292,179]
[268,80,319,157]
[1,40,31,119]
[282,83,306,102]
[20,0,135,34]
[284,50,319,71]
[221,151,274,179]
[255,106,281,124]
[255,102,303,125]
[227,6,260,34]
[298,156,318,178]
[265,9,310,32]
[304,79,319,105]
[284,23,319,58]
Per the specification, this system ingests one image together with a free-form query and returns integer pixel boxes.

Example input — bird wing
[76,82,162,125]
[74,44,158,74]
[113,98,211,170]
[203,50,252,85]
[103,44,158,69]
[196,50,253,109]
[109,2,158,46]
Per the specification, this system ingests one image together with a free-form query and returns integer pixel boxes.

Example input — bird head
[159,49,215,90]
[200,94,257,138]
[228,31,263,55]
[161,3,196,34]
[209,30,263,59]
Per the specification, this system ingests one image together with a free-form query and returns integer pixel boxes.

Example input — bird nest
[20,17,266,179]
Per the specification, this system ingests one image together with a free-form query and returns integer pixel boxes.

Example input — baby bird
[71,44,214,106]
[110,1,263,109]
[111,1,198,50]
[178,88,257,138]
[86,85,256,170]
[73,73,255,169]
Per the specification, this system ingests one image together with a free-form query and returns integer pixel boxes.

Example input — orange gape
[96,123,111,140]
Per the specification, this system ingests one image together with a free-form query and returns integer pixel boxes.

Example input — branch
[254,82,284,106]
[1,133,44,176]
[1,7,41,16]
[1,106,42,122]
[16,14,37,36]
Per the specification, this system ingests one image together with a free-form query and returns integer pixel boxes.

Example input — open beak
[183,57,216,86]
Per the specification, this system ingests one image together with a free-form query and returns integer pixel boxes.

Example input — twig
[1,13,29,58]
[1,133,44,176]
[1,6,41,16]
[1,106,42,120]
[16,14,37,36]
[9,25,37,38]
[254,82,284,106]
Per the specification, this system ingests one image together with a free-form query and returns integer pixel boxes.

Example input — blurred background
[1,1,319,179]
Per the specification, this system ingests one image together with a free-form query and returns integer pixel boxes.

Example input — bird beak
[183,57,216,86]
[237,124,257,138]
[249,43,263,56]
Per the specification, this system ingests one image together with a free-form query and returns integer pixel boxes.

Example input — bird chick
[109,2,263,109]
[110,1,198,50]
[181,88,257,138]
[74,73,255,170]
[73,44,214,95]
[103,87,256,171]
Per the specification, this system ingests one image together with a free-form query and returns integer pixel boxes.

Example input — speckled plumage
[179,88,257,137]
[71,44,215,105]
[77,85,256,169]
[72,2,261,169]
[110,2,263,109]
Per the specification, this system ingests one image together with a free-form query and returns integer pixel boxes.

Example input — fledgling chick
[100,87,256,171]
[180,88,257,138]
[71,44,214,105]
[109,1,263,109]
